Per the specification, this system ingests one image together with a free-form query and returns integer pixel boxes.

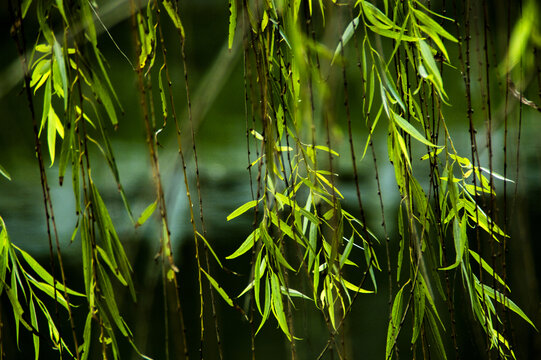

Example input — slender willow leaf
[163,0,185,38]
[92,75,118,127]
[271,272,291,340]
[397,205,405,282]
[418,40,445,95]
[196,231,223,268]
[0,164,11,181]
[440,215,467,270]
[340,278,373,294]
[97,246,128,286]
[228,0,237,49]
[227,199,259,221]
[386,281,408,359]
[256,276,271,335]
[81,311,93,360]
[52,40,68,110]
[469,249,509,291]
[226,228,260,259]
[412,282,425,344]
[201,269,233,307]
[29,297,39,360]
[426,307,448,360]
[274,193,319,225]
[28,278,69,310]
[15,245,84,297]
[280,286,312,300]
[254,250,264,313]
[392,112,438,147]
[332,17,360,64]
[97,265,129,337]
[339,233,355,269]
[477,282,537,330]
[135,200,157,228]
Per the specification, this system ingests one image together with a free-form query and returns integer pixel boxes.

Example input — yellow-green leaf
[201,269,233,307]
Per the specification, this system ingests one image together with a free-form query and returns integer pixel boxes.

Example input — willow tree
[3,0,540,359]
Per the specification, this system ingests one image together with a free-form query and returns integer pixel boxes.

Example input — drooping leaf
[386,281,408,359]
[226,199,259,221]
[15,245,85,297]
[0,164,11,181]
[135,200,157,227]
[228,0,237,49]
[270,272,291,340]
[163,0,185,39]
[332,17,360,64]
[392,112,438,148]
[226,228,260,259]
[201,269,234,307]
[477,282,537,330]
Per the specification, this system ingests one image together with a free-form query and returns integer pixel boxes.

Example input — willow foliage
[4,0,540,359]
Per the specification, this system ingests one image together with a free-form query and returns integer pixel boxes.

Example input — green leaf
[425,307,448,360]
[340,278,373,294]
[201,269,233,307]
[469,249,509,291]
[29,297,39,360]
[332,17,360,64]
[196,231,223,268]
[163,0,185,38]
[270,272,291,340]
[52,39,68,110]
[158,66,168,119]
[97,265,129,337]
[418,40,445,96]
[15,245,85,297]
[274,193,319,225]
[0,164,11,181]
[227,199,259,221]
[226,228,260,259]
[413,8,457,42]
[92,75,118,127]
[280,286,312,300]
[392,112,438,147]
[228,0,237,49]
[96,246,128,286]
[412,282,425,344]
[339,233,355,269]
[81,312,93,360]
[256,275,271,335]
[135,200,157,227]
[477,282,537,330]
[440,215,467,270]
[22,0,33,18]
[386,281,408,359]
[29,278,70,310]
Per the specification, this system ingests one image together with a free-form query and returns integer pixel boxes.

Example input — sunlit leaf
[201,269,234,307]
[135,200,157,228]
[163,0,185,38]
[227,199,259,221]
[228,0,237,49]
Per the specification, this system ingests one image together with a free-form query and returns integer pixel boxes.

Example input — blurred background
[1,0,540,359]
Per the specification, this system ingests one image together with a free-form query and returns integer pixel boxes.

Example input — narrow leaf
[135,200,157,228]
[228,0,237,49]
[201,269,233,307]
[227,200,259,221]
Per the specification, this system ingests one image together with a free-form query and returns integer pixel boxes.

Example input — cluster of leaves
[227,0,537,358]
[9,0,153,358]
[332,1,536,358]
[0,216,83,359]
[227,133,379,339]
[4,0,539,359]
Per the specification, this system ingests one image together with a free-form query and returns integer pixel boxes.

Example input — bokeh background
[1,0,540,359]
